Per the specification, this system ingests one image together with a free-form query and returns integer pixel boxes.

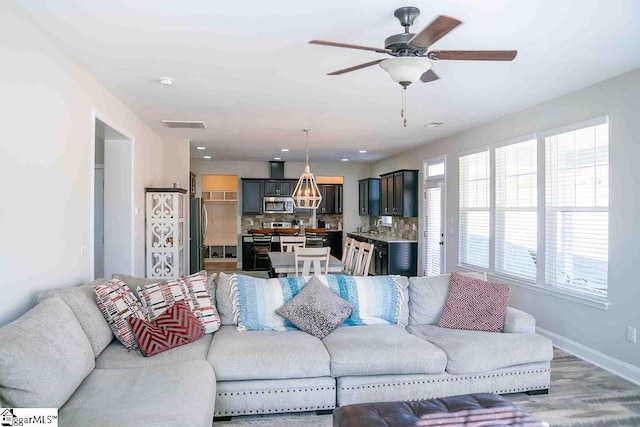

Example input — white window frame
[493,134,538,283]
[455,118,609,309]
[458,148,490,270]
[541,116,609,303]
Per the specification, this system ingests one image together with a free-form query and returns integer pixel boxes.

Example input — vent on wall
[161,120,207,129]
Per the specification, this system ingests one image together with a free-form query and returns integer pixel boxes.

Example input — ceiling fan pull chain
[402,87,407,127]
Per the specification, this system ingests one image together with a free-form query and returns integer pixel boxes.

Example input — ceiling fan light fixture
[380,57,431,86]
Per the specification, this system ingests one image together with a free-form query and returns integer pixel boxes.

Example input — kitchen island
[347,232,418,276]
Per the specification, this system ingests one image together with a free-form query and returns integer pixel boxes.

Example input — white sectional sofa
[0,272,553,426]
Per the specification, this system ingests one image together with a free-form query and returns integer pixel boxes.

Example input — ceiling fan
[309,6,517,88]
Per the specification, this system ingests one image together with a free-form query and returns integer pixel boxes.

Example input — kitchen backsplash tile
[241,214,343,233]
[366,216,418,241]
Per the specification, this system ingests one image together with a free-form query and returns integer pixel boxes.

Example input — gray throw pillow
[276,276,352,339]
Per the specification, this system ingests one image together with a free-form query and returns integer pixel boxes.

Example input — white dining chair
[294,246,330,276]
[351,241,374,276]
[280,236,306,252]
[341,237,356,274]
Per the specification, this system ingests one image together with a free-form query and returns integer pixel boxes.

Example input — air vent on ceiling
[161,120,207,129]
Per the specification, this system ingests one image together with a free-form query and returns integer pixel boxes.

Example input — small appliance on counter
[316,218,326,228]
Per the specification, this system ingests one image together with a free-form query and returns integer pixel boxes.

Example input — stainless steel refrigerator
[189,198,208,274]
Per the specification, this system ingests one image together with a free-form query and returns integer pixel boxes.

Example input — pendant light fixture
[292,129,322,209]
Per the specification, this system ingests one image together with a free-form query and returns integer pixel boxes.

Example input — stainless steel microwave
[263,197,294,214]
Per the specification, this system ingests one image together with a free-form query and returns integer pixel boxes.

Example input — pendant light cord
[303,129,310,164]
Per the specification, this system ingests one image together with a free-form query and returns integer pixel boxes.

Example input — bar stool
[250,229,273,271]
[304,228,327,248]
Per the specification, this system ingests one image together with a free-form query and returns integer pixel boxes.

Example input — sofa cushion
[407,324,554,375]
[230,274,307,331]
[59,360,215,427]
[94,278,148,350]
[208,325,330,381]
[96,334,213,369]
[112,272,163,292]
[0,297,95,408]
[136,270,221,334]
[38,279,114,356]
[321,324,447,377]
[215,272,236,325]
[315,275,404,326]
[129,302,205,357]
[437,272,510,332]
[276,276,353,339]
[408,272,487,325]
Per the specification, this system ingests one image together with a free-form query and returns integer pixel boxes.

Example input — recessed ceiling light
[196,146,206,150]
[358,150,367,153]
[281,148,289,152]
[274,157,282,160]
[203,155,212,159]
[159,77,174,86]
[341,158,349,162]
[424,121,444,128]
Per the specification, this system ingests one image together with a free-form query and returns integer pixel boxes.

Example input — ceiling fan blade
[409,15,462,49]
[420,69,440,83]
[327,59,385,76]
[428,50,518,61]
[309,40,392,54]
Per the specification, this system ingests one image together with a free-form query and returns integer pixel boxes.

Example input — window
[459,150,490,269]
[495,139,537,281]
[456,116,609,301]
[545,118,608,297]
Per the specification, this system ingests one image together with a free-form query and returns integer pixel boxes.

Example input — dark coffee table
[333,393,546,426]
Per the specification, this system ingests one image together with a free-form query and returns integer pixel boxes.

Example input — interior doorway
[423,157,446,276]
[94,117,133,279]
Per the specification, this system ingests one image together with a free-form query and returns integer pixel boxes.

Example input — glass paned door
[424,182,444,275]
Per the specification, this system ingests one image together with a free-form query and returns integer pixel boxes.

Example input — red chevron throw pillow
[128,302,205,356]
[437,272,510,332]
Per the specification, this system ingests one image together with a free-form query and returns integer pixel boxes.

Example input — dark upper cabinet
[380,175,393,216]
[318,184,342,214]
[379,169,418,217]
[242,179,264,214]
[264,179,295,196]
[359,178,380,216]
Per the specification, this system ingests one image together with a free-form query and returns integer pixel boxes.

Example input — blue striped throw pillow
[229,274,306,331]
[317,275,403,325]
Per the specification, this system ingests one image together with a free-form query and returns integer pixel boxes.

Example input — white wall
[190,160,371,234]
[0,2,187,325]
[371,68,640,379]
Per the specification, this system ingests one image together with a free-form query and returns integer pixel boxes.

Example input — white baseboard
[537,327,640,386]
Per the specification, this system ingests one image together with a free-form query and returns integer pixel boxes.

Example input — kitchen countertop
[347,232,417,243]
[241,229,343,237]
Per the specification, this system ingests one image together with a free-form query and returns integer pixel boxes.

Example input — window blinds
[495,139,537,281]
[459,150,490,268]
[544,120,608,296]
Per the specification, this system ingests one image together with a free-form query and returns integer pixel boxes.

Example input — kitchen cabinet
[358,178,380,216]
[242,179,264,214]
[347,233,418,276]
[379,170,419,217]
[264,179,296,197]
[318,184,343,214]
[145,188,187,279]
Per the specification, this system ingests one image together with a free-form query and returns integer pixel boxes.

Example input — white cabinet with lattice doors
[145,188,187,279]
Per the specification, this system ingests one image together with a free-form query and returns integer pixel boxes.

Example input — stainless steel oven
[263,197,294,214]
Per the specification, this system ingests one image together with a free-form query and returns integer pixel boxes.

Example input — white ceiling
[18,0,640,163]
